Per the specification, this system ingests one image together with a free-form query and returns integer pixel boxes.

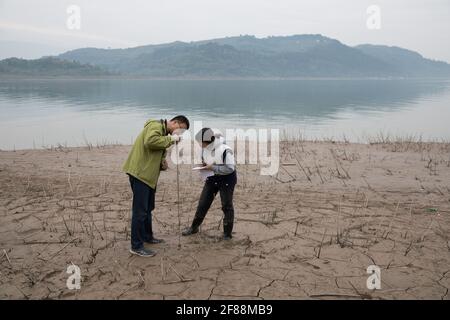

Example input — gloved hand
[171,134,181,143]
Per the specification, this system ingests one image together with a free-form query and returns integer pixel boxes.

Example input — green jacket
[123,119,174,189]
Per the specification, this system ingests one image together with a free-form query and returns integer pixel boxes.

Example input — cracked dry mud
[1,141,449,299]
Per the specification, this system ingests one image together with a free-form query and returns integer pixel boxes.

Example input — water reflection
[0,79,449,149]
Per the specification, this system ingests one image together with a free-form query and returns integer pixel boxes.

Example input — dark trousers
[128,175,155,250]
[191,171,237,236]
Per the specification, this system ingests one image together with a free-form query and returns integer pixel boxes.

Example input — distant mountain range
[2,34,450,78]
[0,57,111,77]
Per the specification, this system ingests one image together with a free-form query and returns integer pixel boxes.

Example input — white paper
[192,166,207,170]
[192,166,214,181]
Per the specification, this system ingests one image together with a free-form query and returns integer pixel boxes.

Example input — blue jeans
[128,175,155,250]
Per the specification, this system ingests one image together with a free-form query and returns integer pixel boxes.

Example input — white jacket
[202,136,235,175]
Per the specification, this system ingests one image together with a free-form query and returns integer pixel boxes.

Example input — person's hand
[171,134,181,143]
[160,159,168,171]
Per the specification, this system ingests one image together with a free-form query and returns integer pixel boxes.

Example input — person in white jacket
[182,128,237,240]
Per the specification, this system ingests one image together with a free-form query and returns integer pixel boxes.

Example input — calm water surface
[1,79,450,150]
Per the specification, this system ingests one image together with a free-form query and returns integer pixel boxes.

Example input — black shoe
[145,238,165,244]
[129,247,156,257]
[182,227,199,236]
[223,234,232,241]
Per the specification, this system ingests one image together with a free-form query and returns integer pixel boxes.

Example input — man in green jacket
[123,115,190,257]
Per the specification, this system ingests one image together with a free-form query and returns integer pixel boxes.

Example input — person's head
[195,127,215,148]
[167,115,190,134]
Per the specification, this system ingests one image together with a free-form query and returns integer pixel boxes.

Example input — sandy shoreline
[1,140,449,299]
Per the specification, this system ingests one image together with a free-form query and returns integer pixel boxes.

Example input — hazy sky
[1,0,449,61]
